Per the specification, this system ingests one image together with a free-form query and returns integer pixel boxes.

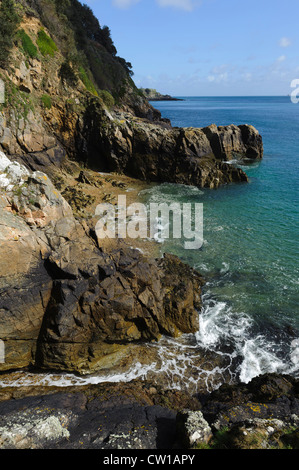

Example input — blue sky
[84,0,299,96]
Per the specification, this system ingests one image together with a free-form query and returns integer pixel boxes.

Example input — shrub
[18,29,38,59]
[78,66,98,95]
[41,94,52,109]
[98,89,115,109]
[59,60,78,86]
[0,0,20,67]
[37,29,58,57]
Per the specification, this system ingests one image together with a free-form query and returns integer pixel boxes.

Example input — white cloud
[112,0,140,8]
[207,72,228,83]
[156,0,198,11]
[112,0,200,11]
[279,37,291,48]
[277,55,286,62]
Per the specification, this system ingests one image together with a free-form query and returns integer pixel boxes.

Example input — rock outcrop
[0,154,204,373]
[139,88,183,101]
[76,101,263,189]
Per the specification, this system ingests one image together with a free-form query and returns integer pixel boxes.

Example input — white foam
[220,262,230,273]
[0,361,157,388]
[195,295,299,384]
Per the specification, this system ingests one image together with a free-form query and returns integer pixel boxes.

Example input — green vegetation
[78,66,98,95]
[59,60,78,86]
[34,0,134,99]
[18,29,38,59]
[37,29,58,57]
[98,90,115,109]
[1,76,35,122]
[41,94,52,109]
[0,0,20,67]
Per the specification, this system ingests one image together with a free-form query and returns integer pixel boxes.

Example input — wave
[1,294,298,393]
[195,294,299,384]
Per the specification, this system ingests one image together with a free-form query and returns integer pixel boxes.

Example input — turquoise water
[143,96,299,383]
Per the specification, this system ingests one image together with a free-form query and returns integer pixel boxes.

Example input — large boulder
[36,249,204,374]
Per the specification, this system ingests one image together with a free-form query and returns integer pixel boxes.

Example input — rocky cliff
[0,153,204,373]
[0,1,263,189]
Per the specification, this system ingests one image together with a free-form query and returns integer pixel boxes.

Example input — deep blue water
[143,96,299,383]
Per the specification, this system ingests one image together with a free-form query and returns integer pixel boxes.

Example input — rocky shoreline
[1,0,296,451]
[2,152,299,450]
[0,152,205,374]
[1,374,299,449]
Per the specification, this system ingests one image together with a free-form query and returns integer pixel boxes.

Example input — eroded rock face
[0,154,204,373]
[0,153,73,369]
[76,100,263,189]
[36,249,204,374]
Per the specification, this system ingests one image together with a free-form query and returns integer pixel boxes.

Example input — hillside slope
[0,0,263,188]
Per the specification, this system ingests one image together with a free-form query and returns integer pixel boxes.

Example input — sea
[1,96,298,392]
[142,96,299,387]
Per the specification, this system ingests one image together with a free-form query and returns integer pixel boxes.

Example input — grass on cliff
[18,29,38,59]
[98,90,115,109]
[0,76,35,121]
[37,29,58,57]
[41,94,52,109]
[78,66,98,96]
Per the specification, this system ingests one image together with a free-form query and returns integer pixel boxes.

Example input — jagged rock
[36,249,204,374]
[1,375,298,449]
[0,155,204,373]
[202,373,299,430]
[76,99,263,189]
[0,154,74,370]
[0,382,182,449]
[176,410,213,448]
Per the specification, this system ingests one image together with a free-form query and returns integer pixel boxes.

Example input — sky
[84,0,299,96]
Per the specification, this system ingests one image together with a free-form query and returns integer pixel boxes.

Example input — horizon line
[167,95,289,98]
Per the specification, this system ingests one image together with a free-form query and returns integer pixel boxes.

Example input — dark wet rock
[0,374,299,449]
[0,381,201,449]
[76,99,263,189]
[61,185,96,213]
[77,170,103,187]
[202,373,299,430]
